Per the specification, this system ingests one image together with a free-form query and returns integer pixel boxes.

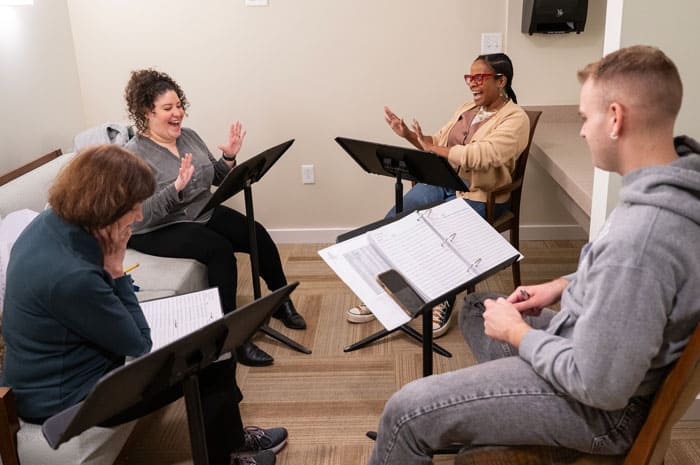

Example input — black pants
[129,206,287,313]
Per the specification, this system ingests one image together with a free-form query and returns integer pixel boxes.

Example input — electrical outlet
[301,164,315,184]
[480,32,503,54]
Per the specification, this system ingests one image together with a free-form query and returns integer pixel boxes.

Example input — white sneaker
[346,303,376,323]
[432,300,454,338]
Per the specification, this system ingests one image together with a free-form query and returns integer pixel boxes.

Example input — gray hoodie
[520,136,700,410]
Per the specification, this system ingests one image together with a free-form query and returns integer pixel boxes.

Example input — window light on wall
[0,0,33,5]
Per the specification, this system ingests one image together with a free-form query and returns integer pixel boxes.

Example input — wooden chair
[0,387,21,465]
[454,322,700,465]
[484,110,542,288]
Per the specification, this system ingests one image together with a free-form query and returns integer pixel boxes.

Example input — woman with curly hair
[124,69,306,368]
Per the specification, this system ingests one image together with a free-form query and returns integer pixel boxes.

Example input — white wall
[589,0,700,239]
[619,1,699,137]
[0,0,84,175]
[67,0,505,230]
[0,1,611,236]
[64,0,605,235]
[507,0,607,232]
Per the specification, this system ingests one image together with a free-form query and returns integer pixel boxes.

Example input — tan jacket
[433,99,529,203]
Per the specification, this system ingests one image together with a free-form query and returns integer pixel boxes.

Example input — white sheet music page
[318,235,412,330]
[367,211,470,302]
[140,288,223,351]
[427,199,522,275]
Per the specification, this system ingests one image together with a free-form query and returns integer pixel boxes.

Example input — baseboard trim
[519,224,588,241]
[268,224,587,244]
[268,228,353,244]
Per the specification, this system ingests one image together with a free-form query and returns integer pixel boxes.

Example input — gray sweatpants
[367,292,651,465]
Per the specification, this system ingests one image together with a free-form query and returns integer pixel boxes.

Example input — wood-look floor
[114,241,700,465]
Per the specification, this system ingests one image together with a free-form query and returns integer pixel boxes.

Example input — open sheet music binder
[318,198,522,330]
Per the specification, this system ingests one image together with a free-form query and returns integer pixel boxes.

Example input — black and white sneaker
[432,300,454,338]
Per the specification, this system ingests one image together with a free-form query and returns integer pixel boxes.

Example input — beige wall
[0,1,84,175]
[64,0,605,235]
[507,0,607,231]
[619,0,699,137]
[67,0,505,230]
[3,0,609,237]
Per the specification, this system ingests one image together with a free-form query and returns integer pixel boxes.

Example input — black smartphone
[376,269,425,318]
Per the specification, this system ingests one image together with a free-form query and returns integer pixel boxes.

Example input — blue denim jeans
[367,292,651,465]
[384,183,508,220]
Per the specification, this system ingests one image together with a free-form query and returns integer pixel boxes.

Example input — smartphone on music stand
[377,269,425,318]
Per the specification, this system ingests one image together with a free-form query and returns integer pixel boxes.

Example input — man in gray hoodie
[367,45,700,465]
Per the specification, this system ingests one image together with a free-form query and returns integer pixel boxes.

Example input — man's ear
[609,101,624,138]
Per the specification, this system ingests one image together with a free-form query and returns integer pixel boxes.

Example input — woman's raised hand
[384,106,410,138]
[217,121,247,160]
[411,119,432,151]
[174,153,195,192]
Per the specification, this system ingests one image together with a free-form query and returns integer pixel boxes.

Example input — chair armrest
[486,179,523,204]
[485,179,522,223]
[0,387,21,465]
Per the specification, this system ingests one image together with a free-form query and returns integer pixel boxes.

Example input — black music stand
[200,140,311,354]
[42,284,298,465]
[334,137,468,356]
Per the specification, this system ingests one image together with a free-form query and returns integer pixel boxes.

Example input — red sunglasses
[464,73,504,86]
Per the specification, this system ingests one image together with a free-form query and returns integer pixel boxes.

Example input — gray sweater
[520,137,700,410]
[125,128,232,234]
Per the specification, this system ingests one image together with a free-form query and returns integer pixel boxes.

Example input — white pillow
[0,209,39,314]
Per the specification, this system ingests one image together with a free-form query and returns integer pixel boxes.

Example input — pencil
[123,263,140,274]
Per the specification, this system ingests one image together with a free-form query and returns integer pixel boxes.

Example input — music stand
[42,283,298,465]
[199,140,311,354]
[334,137,468,355]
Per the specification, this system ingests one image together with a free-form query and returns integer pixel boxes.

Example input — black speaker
[522,0,588,35]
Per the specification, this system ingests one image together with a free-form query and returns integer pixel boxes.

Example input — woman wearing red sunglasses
[383,53,529,219]
[347,54,529,337]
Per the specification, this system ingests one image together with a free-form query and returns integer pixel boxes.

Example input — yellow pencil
[123,263,140,274]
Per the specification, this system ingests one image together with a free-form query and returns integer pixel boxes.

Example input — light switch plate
[245,0,268,6]
[481,32,503,54]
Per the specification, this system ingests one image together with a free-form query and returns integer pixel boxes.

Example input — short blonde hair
[578,45,682,119]
[49,145,155,231]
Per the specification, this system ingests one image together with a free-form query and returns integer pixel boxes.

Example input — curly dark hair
[49,145,156,231]
[124,69,189,133]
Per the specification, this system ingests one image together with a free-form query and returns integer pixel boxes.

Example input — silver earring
[609,131,618,140]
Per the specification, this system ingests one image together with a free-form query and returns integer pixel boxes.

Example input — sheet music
[367,212,470,301]
[426,199,522,273]
[140,288,223,351]
[317,198,522,332]
[318,235,411,330]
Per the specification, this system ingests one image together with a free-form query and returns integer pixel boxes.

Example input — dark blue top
[2,209,152,420]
